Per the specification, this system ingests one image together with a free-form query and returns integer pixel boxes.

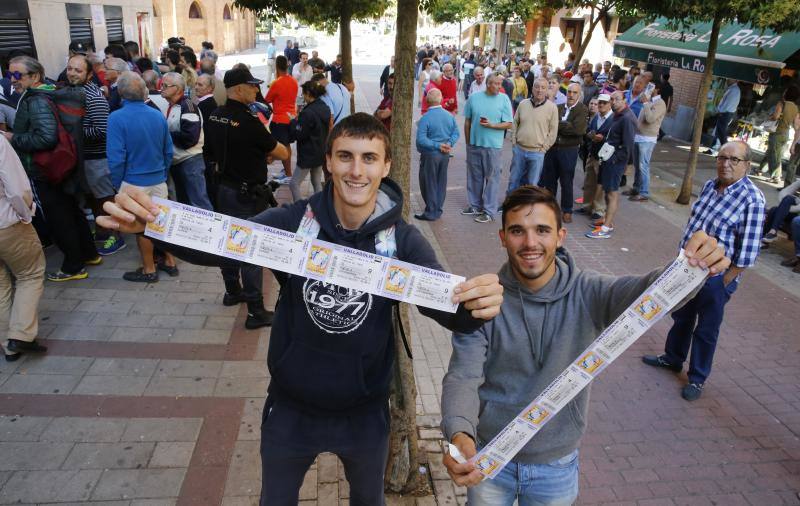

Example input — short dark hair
[276,55,288,72]
[123,40,140,56]
[327,112,391,162]
[135,57,154,72]
[785,85,800,103]
[202,41,213,50]
[301,80,327,99]
[612,69,627,83]
[311,72,326,83]
[501,186,562,230]
[68,54,90,73]
[181,50,197,68]
[105,44,128,61]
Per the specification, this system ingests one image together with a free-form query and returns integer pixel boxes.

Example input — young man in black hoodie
[98,113,504,505]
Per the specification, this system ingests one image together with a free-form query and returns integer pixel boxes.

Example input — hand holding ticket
[98,185,161,234]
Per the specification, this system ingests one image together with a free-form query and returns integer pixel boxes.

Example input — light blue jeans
[467,449,579,506]
[508,145,546,192]
[633,141,656,197]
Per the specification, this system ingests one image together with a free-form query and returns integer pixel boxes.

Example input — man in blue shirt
[416,89,459,221]
[265,37,277,86]
[311,67,349,125]
[710,80,741,154]
[644,140,765,401]
[462,74,513,223]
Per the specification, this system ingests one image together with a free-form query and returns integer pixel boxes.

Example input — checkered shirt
[680,177,765,269]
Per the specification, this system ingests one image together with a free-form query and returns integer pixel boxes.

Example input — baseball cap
[570,75,582,83]
[563,71,574,79]
[597,93,611,102]
[69,41,88,54]
[223,68,264,88]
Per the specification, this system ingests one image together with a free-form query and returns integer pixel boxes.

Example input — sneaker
[222,292,244,306]
[460,206,480,216]
[122,268,158,283]
[762,231,778,243]
[274,175,292,185]
[245,307,274,329]
[585,226,613,239]
[98,235,126,256]
[622,189,639,196]
[47,269,88,282]
[574,197,584,204]
[271,169,287,180]
[84,256,103,266]
[590,217,605,228]
[681,382,704,401]
[642,354,682,372]
[628,194,649,202]
[474,213,493,223]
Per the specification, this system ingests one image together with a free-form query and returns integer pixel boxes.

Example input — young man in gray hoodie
[441,186,731,505]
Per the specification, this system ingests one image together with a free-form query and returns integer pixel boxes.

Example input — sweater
[512,99,559,152]
[636,97,667,139]
[416,106,459,153]
[442,251,664,464]
[107,100,173,189]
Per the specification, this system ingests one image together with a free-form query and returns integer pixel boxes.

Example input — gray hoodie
[441,248,662,464]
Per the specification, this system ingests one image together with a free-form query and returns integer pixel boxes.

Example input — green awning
[613,18,800,84]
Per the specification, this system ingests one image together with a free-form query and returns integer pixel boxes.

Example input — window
[188,1,202,19]
[223,4,231,20]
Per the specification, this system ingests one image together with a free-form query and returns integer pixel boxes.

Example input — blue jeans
[665,275,738,384]
[507,145,545,192]
[793,216,800,256]
[466,145,503,217]
[764,196,798,233]
[714,112,734,149]
[467,449,579,506]
[172,154,213,211]
[633,141,656,196]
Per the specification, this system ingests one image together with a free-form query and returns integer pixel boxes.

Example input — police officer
[205,67,289,329]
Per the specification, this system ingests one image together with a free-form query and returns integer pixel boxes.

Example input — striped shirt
[680,177,765,270]
[83,81,109,159]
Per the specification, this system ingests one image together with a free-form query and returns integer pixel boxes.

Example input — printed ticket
[145,198,463,313]
[472,251,707,479]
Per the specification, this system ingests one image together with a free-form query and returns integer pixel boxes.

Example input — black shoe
[590,212,604,221]
[245,307,274,329]
[7,339,48,354]
[157,262,180,277]
[223,292,244,306]
[642,354,681,372]
[575,207,590,215]
[682,383,704,401]
[620,175,627,187]
[4,352,21,362]
[123,268,158,283]
[414,214,434,221]
[622,189,639,196]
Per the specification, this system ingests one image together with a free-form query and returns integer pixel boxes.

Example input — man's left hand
[453,273,503,320]
[684,231,731,276]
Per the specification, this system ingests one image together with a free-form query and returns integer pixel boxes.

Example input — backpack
[32,88,83,184]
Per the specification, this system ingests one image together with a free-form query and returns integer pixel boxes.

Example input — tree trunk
[572,11,602,69]
[384,0,421,495]
[339,6,355,114]
[501,20,508,53]
[677,12,722,204]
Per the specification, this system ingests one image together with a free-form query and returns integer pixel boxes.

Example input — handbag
[32,98,78,184]
[598,142,615,162]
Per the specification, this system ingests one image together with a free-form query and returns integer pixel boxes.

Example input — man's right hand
[593,133,604,142]
[442,432,483,487]
[97,186,160,234]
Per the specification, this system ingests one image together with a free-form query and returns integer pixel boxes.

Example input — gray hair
[86,52,104,67]
[162,71,185,90]
[429,69,442,81]
[426,88,442,105]
[104,57,127,73]
[567,82,583,101]
[10,56,45,82]
[197,73,214,89]
[721,140,752,161]
[473,65,484,76]
[204,50,218,62]
[142,70,159,91]
[117,71,147,101]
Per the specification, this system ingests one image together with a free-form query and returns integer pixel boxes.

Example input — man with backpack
[98,113,504,505]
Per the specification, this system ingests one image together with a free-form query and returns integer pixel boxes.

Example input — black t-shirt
[661,82,674,108]
[205,99,278,184]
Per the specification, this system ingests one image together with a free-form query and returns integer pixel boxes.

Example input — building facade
[0,0,254,82]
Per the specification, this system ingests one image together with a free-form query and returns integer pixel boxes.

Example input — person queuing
[204,68,289,329]
[289,80,330,202]
[643,141,765,401]
[103,57,128,112]
[4,55,100,282]
[292,51,313,109]
[417,58,434,108]
[265,37,277,85]
[107,71,177,283]
[468,66,486,97]
[380,56,394,97]
[0,135,46,361]
[540,83,587,224]
[441,186,731,504]
[462,74,513,224]
[310,68,349,126]
[265,55,298,186]
[576,93,614,221]
[628,80,667,202]
[510,67,528,113]
[415,88,459,221]
[374,73,394,132]
[507,77,558,192]
[98,112,504,506]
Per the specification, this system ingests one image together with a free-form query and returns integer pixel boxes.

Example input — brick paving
[0,58,798,505]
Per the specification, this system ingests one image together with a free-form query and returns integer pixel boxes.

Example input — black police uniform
[205,98,278,324]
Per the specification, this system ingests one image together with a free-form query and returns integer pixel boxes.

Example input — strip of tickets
[144,197,464,313]
[472,251,707,479]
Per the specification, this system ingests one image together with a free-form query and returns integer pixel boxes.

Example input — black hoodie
[159,178,482,415]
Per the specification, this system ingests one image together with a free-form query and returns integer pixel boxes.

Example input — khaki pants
[0,222,45,349]
[583,157,606,215]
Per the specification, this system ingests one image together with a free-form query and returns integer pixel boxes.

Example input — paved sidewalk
[0,63,797,506]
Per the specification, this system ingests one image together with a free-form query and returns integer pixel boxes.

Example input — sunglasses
[6,71,32,80]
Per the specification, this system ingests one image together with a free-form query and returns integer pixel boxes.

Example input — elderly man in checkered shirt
[643,140,765,401]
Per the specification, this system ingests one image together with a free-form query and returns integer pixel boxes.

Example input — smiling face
[500,203,566,291]
[327,135,391,224]
[66,56,90,86]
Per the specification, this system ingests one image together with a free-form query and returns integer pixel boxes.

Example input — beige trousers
[583,157,606,215]
[0,222,45,348]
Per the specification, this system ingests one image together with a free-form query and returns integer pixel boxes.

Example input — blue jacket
[107,100,173,189]
[603,107,637,167]
[416,106,459,153]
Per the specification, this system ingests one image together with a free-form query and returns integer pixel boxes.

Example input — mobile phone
[479,116,488,123]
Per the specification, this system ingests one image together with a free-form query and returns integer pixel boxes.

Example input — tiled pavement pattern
[0,58,797,505]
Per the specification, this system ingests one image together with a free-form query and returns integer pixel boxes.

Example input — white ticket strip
[144,198,464,313]
[472,251,707,479]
